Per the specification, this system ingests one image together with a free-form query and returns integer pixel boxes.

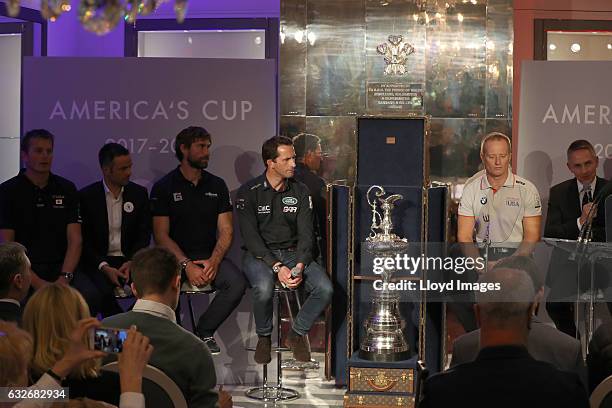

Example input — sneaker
[201,336,221,355]
[286,330,311,362]
[254,336,272,364]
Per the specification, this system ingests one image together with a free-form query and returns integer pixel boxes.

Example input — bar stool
[279,289,320,371]
[180,282,215,333]
[245,286,300,402]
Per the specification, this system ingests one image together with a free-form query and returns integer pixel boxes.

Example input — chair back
[415,359,429,408]
[102,361,188,408]
[592,374,612,408]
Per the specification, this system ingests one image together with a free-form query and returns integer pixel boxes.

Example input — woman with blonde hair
[23,284,99,380]
[21,283,152,406]
[0,319,152,408]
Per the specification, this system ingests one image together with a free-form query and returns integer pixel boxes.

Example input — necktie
[581,184,592,209]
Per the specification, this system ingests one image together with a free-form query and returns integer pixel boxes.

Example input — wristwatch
[272,263,283,274]
[62,272,74,282]
[180,258,191,272]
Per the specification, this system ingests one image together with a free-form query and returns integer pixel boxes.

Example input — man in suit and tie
[450,255,586,388]
[0,242,32,323]
[544,139,609,336]
[79,143,151,316]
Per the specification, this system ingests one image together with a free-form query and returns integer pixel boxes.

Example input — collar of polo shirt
[480,171,514,191]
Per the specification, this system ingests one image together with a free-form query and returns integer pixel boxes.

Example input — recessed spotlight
[570,43,581,53]
[549,43,556,51]
[608,43,612,50]
[457,13,464,22]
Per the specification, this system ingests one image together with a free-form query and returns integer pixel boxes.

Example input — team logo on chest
[480,196,487,205]
[506,197,520,207]
[173,193,183,202]
[282,196,298,205]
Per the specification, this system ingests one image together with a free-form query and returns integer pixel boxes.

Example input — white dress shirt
[576,177,597,231]
[99,180,125,271]
[132,299,177,324]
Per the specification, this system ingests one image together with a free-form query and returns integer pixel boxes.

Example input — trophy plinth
[359,186,411,362]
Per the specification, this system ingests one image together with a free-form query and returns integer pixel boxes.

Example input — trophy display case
[326,117,450,406]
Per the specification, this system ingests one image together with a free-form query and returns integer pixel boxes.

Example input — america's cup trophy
[359,185,411,361]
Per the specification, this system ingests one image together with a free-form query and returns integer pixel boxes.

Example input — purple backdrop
[23,57,274,191]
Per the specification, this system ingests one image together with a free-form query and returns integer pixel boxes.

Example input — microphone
[579,178,612,243]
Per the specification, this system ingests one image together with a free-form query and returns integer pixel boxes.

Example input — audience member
[79,143,151,316]
[421,268,589,408]
[0,129,82,289]
[0,242,32,323]
[588,322,612,393]
[102,247,231,408]
[22,284,122,405]
[450,256,585,387]
[0,319,152,408]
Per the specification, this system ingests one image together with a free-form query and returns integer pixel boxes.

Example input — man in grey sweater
[103,247,230,408]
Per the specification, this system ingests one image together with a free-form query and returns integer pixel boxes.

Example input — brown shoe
[254,336,272,364]
[287,330,311,362]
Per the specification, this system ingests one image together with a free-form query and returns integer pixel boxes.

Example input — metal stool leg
[281,290,320,371]
[186,293,197,333]
[246,288,299,401]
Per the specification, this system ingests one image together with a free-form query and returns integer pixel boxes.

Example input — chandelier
[5,0,189,35]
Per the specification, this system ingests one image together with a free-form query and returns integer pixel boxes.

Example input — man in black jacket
[544,139,610,336]
[292,133,327,265]
[79,143,151,316]
[236,136,333,365]
[421,267,589,408]
[0,242,31,323]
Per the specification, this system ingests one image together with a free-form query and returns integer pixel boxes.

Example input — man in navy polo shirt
[0,129,82,290]
[150,126,246,355]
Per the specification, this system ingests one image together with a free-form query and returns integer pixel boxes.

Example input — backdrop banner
[23,57,275,192]
[517,60,612,223]
[23,56,276,384]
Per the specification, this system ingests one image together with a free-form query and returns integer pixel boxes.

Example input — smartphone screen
[91,327,128,353]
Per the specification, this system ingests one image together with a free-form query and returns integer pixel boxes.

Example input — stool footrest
[245,385,299,402]
[245,346,291,352]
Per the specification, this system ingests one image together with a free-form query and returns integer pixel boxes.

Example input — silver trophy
[359,185,411,361]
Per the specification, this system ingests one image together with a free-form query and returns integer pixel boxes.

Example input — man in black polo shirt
[151,126,246,355]
[236,136,333,364]
[0,129,82,289]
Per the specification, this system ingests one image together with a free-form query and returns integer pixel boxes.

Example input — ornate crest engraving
[376,35,415,76]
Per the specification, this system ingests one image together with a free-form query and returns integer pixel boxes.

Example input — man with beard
[79,143,151,316]
[150,126,246,355]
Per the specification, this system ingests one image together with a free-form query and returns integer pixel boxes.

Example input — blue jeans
[242,250,333,337]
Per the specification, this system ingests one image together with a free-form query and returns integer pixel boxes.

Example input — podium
[544,237,612,350]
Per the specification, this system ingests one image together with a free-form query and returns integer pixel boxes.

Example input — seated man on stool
[79,143,151,316]
[236,136,333,364]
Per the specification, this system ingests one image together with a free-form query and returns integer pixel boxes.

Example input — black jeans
[191,258,248,337]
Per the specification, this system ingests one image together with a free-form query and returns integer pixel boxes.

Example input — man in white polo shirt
[458,132,542,262]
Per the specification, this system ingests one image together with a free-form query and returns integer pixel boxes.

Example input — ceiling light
[549,43,556,51]
[570,43,581,53]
